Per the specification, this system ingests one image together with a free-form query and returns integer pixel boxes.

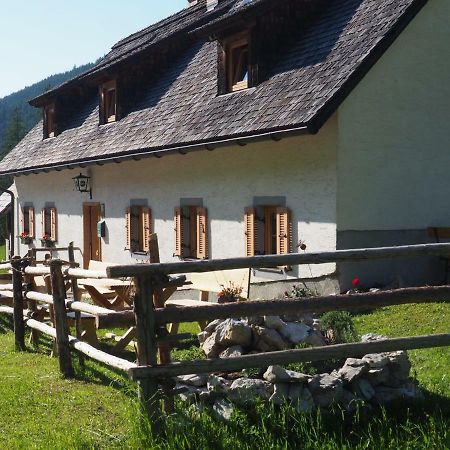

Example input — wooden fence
[0,242,450,434]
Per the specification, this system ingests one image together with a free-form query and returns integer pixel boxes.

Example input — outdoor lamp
[72,173,92,199]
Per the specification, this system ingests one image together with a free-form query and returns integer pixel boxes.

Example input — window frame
[41,207,57,242]
[43,103,56,139]
[174,205,208,260]
[99,80,117,125]
[125,205,152,254]
[21,206,35,238]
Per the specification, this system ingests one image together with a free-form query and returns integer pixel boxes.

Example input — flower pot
[20,237,32,245]
[41,240,54,248]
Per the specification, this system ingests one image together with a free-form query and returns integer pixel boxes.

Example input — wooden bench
[165,268,251,333]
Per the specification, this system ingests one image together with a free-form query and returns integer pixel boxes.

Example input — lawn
[0,301,449,449]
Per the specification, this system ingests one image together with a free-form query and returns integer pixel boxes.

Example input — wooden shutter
[29,207,35,238]
[196,207,208,260]
[125,207,131,250]
[276,207,291,255]
[41,208,46,237]
[174,207,184,257]
[141,207,152,253]
[50,207,57,241]
[20,207,25,235]
[217,41,227,95]
[244,207,256,256]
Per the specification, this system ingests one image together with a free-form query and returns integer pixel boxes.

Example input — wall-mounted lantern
[72,173,92,199]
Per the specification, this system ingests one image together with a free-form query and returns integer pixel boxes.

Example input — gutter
[1,124,311,177]
[0,187,15,259]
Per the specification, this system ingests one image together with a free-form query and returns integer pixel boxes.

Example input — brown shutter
[141,207,152,253]
[196,207,208,260]
[125,207,131,250]
[174,207,184,257]
[276,207,291,255]
[244,207,256,257]
[29,207,35,238]
[50,207,57,241]
[20,207,25,235]
[41,208,46,238]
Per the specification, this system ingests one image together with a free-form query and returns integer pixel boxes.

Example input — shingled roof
[0,0,427,175]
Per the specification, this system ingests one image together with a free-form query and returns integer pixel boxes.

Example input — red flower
[352,278,360,287]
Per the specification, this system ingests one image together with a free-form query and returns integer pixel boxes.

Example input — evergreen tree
[1,107,26,157]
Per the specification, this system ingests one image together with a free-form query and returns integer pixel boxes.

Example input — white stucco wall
[14,116,337,279]
[337,0,450,231]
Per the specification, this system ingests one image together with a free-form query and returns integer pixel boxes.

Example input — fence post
[11,256,25,351]
[134,273,161,433]
[68,242,84,367]
[50,259,74,378]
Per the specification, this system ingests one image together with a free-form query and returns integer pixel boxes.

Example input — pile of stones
[175,316,422,420]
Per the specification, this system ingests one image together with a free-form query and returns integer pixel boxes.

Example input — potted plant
[19,232,33,245]
[217,282,244,304]
[40,234,55,248]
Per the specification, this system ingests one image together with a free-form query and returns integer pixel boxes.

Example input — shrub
[320,311,358,344]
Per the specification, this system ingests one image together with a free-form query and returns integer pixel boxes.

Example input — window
[219,32,252,93]
[174,206,208,259]
[21,206,35,238]
[99,80,117,124]
[43,104,56,138]
[125,206,152,253]
[41,207,57,241]
[244,206,291,256]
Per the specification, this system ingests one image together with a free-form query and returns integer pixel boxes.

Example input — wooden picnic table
[78,278,133,310]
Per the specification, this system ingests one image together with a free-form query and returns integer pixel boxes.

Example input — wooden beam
[129,333,450,379]
[107,243,450,277]
[96,285,450,329]
[12,256,26,351]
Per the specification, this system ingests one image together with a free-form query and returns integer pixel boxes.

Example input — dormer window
[227,34,249,92]
[43,104,56,139]
[100,80,117,124]
[218,32,254,95]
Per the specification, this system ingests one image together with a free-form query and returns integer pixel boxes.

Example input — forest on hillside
[0,62,95,163]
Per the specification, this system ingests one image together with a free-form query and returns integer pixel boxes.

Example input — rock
[264,315,286,330]
[178,384,206,404]
[386,351,411,380]
[361,333,387,342]
[245,316,264,326]
[252,326,289,351]
[263,365,311,383]
[279,322,311,344]
[219,345,244,358]
[212,399,234,421]
[362,353,390,369]
[293,387,315,413]
[201,333,224,358]
[288,383,304,401]
[215,319,252,347]
[304,330,327,347]
[312,319,321,331]
[373,386,405,404]
[299,314,315,327]
[269,383,290,405]
[207,375,228,394]
[204,319,222,333]
[350,378,375,401]
[340,389,365,412]
[338,358,369,384]
[177,373,208,387]
[229,378,273,405]
[197,331,210,344]
[308,373,343,407]
[366,368,390,386]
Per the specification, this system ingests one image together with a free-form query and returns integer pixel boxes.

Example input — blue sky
[0,0,187,98]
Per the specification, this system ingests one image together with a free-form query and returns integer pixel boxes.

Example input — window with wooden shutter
[196,207,208,259]
[43,104,56,139]
[125,205,152,253]
[41,207,57,242]
[174,205,208,259]
[246,205,292,256]
[100,80,117,124]
[21,206,35,238]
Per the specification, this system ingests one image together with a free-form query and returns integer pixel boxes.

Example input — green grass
[0,303,449,449]
[0,244,5,261]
